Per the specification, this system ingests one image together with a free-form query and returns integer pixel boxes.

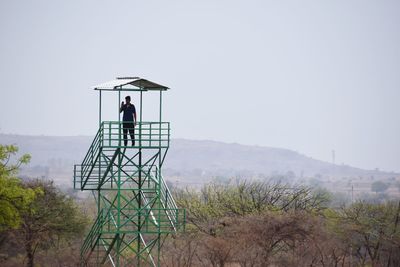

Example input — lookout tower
[73,77,185,266]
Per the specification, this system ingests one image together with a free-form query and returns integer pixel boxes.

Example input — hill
[0,134,397,189]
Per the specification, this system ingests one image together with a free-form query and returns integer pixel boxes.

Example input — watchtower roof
[93,77,169,91]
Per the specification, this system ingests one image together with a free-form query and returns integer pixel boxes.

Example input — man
[119,96,137,146]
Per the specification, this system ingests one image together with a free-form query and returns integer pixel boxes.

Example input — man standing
[120,96,137,146]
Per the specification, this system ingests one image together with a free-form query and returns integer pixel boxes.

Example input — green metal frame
[74,82,185,266]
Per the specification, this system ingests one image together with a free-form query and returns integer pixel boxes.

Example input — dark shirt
[121,104,136,122]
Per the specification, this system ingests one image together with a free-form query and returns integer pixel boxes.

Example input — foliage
[12,179,89,267]
[0,145,31,177]
[371,180,389,193]
[175,180,329,234]
[164,181,400,267]
[0,145,37,232]
[335,201,400,266]
[1,142,399,267]
[0,144,90,267]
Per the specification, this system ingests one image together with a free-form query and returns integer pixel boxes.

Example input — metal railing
[157,169,180,230]
[81,209,104,261]
[75,121,170,190]
[79,127,103,189]
[101,121,170,148]
[100,207,184,234]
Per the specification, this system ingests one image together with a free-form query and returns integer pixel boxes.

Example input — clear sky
[0,0,399,172]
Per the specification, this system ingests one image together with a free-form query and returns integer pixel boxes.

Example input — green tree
[371,181,389,193]
[0,145,36,232]
[14,179,88,267]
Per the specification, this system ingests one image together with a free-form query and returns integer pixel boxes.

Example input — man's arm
[134,112,137,126]
[119,102,124,113]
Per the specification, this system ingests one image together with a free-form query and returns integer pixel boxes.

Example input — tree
[225,212,314,266]
[0,145,36,232]
[165,181,332,266]
[175,180,329,235]
[371,181,389,193]
[334,201,400,266]
[14,179,88,267]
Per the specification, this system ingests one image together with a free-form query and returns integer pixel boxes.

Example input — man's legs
[128,123,135,146]
[122,123,128,146]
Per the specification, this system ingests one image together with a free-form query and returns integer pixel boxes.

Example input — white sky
[0,0,399,172]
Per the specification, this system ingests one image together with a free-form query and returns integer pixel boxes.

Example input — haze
[0,0,399,172]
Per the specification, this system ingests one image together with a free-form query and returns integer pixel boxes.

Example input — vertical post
[140,90,143,147]
[117,88,121,267]
[98,90,102,266]
[99,90,102,128]
[157,90,163,266]
[118,89,121,147]
[150,123,152,147]
[98,92,102,264]
[137,89,143,266]
[159,91,162,150]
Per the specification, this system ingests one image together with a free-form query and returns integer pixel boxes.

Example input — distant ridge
[167,138,395,179]
[0,134,396,187]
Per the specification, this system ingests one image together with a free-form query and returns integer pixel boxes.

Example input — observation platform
[73,121,170,191]
[90,121,170,149]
